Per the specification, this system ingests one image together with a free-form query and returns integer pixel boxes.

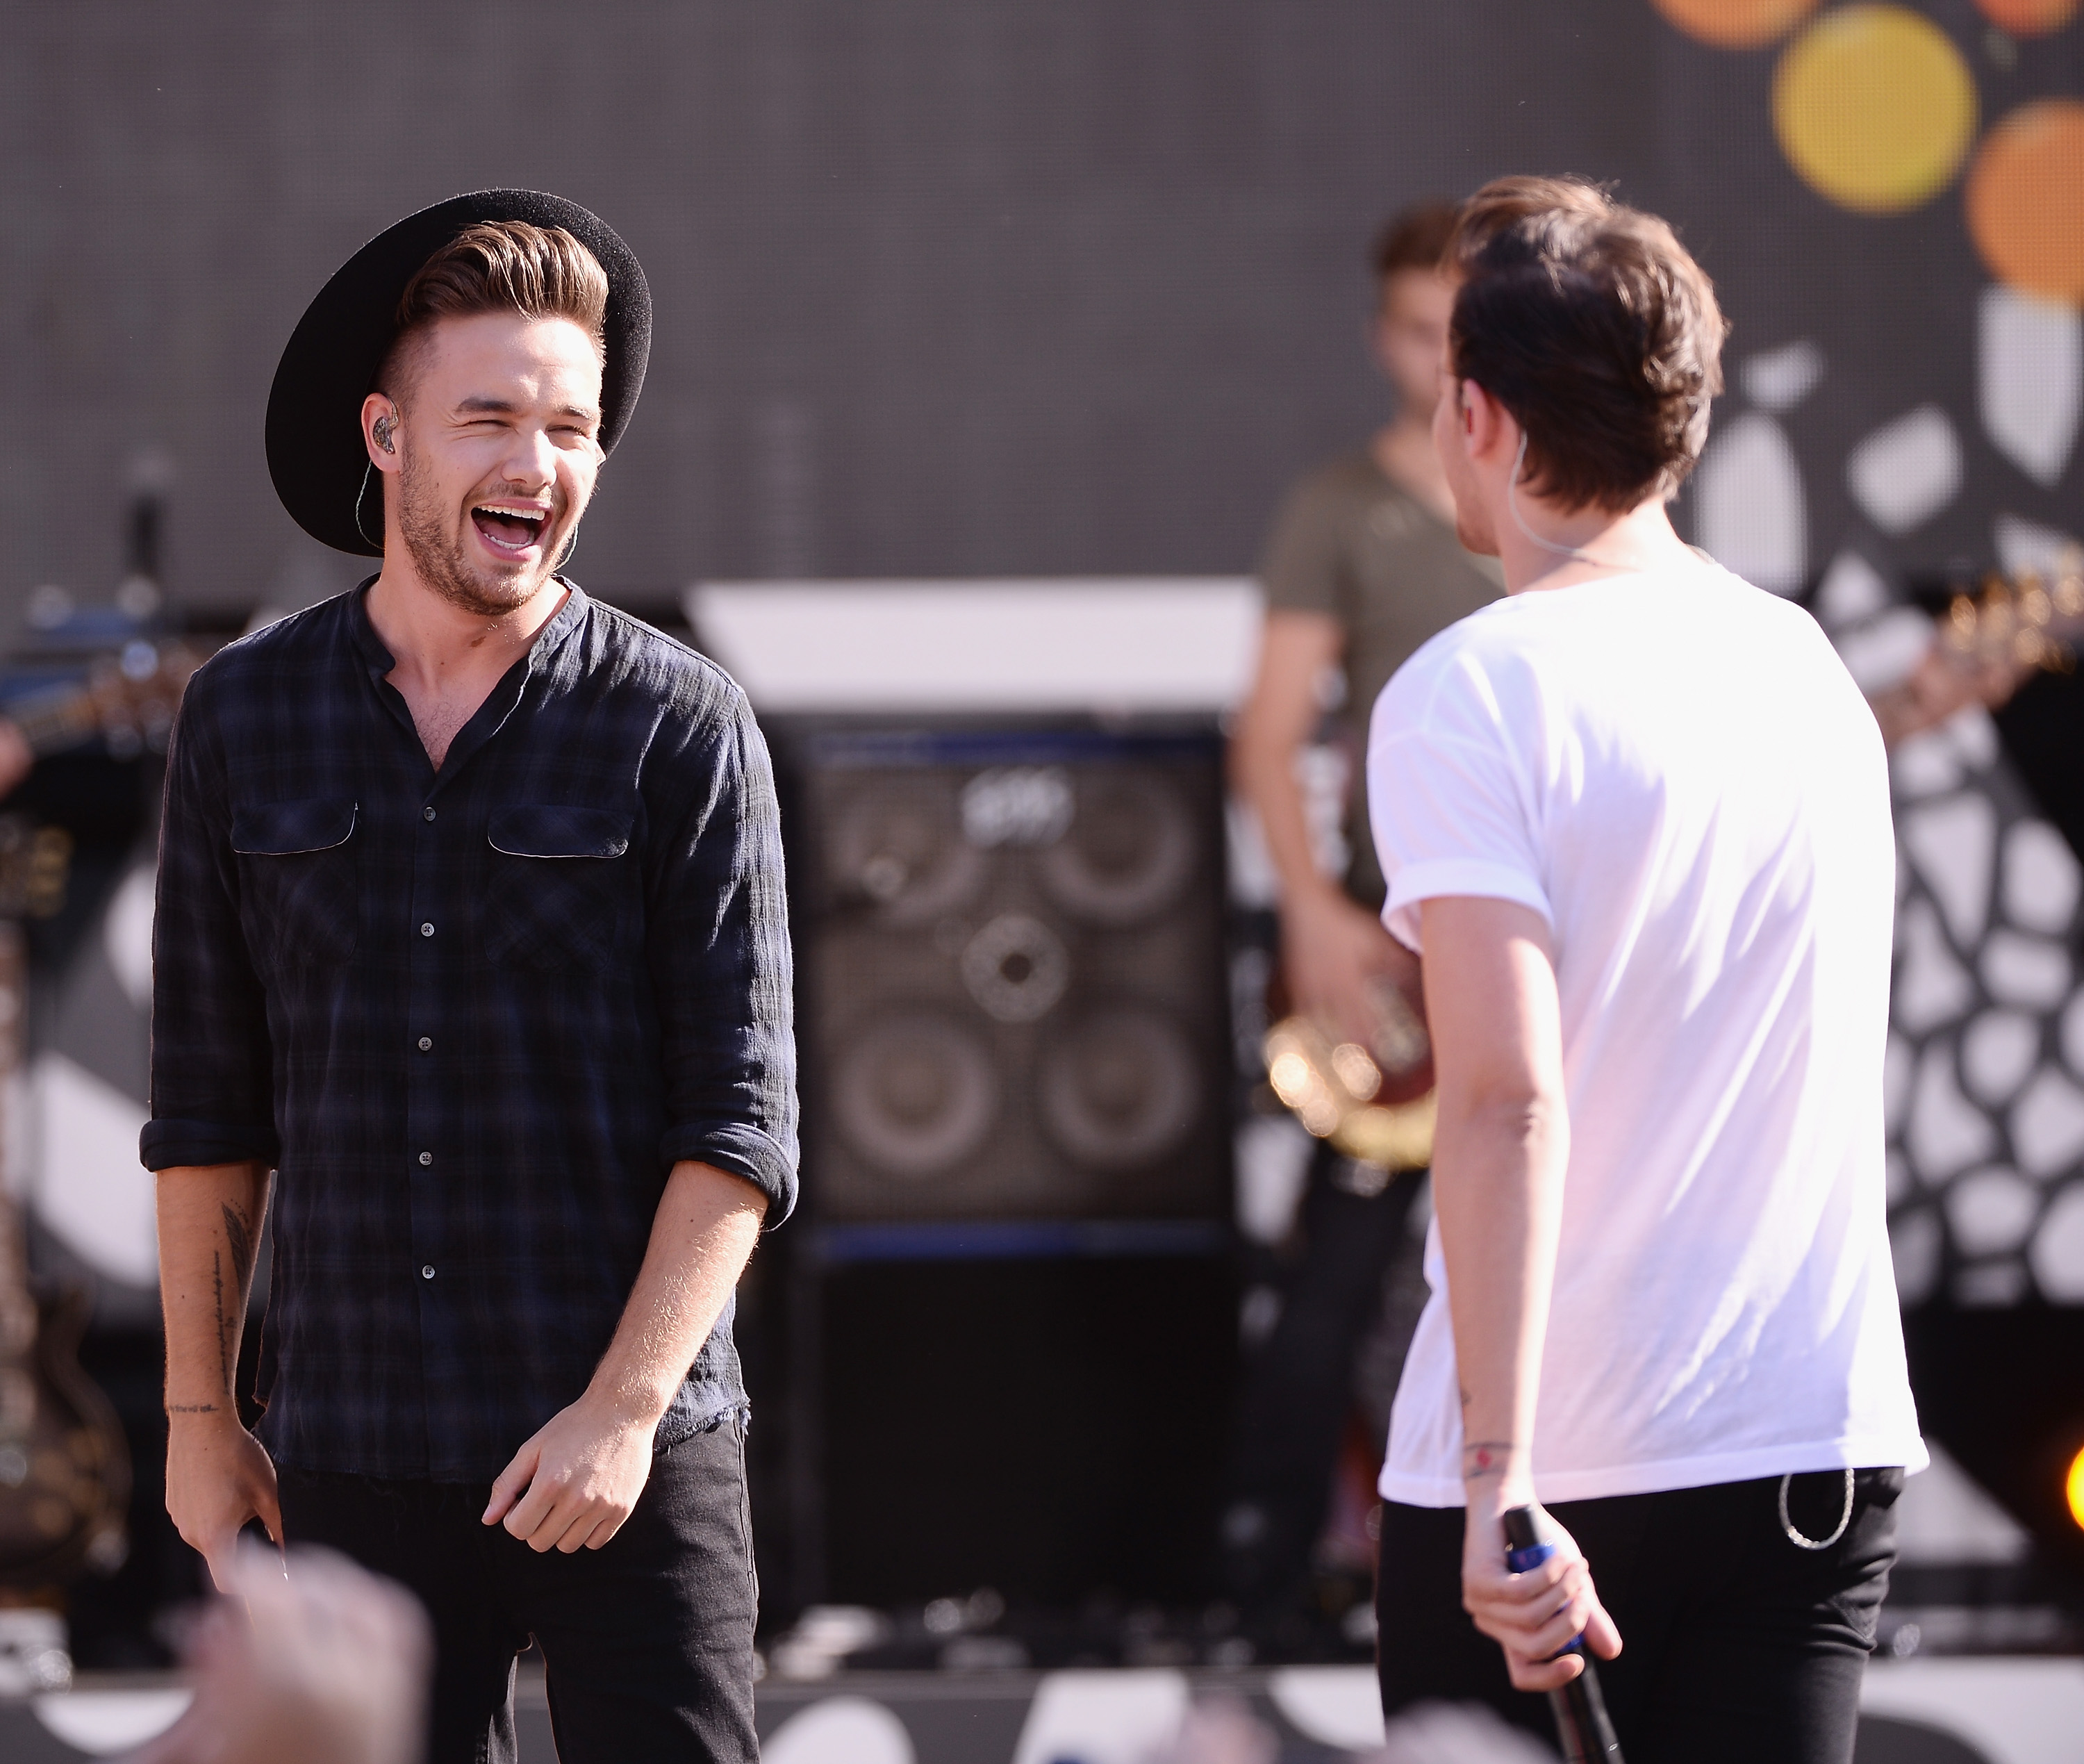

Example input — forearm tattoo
[1462,1440,1521,1480]
[212,1250,231,1390]
[222,1202,255,1296]
[212,1202,256,1395]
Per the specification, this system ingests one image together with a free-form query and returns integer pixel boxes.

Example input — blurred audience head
[134,1546,430,1764]
[1373,1700,1562,1763]
[1145,1694,1555,1764]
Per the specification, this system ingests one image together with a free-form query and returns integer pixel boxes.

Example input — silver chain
[1778,1467,1855,1551]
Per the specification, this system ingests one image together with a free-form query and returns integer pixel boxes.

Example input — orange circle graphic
[1971,0,2079,35]
[1652,0,1821,47]
[1967,99,2084,304]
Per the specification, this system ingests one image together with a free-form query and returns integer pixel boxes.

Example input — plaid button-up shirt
[143,582,797,1481]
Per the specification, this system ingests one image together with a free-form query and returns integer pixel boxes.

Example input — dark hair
[1371,199,1461,283]
[378,222,610,402]
[1446,176,1727,512]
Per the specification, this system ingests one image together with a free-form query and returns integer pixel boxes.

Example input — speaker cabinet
[792,726,1232,1227]
[755,723,1239,1613]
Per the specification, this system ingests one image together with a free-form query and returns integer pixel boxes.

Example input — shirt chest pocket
[483,805,637,971]
[231,800,359,968]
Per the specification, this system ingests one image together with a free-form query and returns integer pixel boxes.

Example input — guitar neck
[0,925,33,1357]
[1941,565,2084,673]
[3,684,100,760]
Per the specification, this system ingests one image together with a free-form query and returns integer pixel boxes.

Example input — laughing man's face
[391,311,605,618]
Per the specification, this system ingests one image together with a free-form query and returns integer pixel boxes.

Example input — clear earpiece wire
[353,461,382,549]
[1507,430,1602,565]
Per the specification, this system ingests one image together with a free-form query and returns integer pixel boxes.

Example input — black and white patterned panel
[1694,245,2084,1312]
[1816,550,2084,1308]
[1886,716,2084,1306]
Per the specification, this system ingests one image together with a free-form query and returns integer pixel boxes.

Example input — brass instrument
[1264,976,1437,1172]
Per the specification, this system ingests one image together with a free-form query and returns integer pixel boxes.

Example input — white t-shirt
[1368,565,1926,1508]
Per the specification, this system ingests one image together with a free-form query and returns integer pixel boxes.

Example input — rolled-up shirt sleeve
[645,677,799,1221]
[1367,654,1552,955]
[141,670,281,1171]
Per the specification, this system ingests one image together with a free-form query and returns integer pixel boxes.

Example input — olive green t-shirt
[1259,447,1504,907]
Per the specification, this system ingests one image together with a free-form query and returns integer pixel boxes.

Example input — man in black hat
[144,193,794,1763]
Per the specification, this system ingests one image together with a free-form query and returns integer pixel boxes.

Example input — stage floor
[5,1658,2083,1763]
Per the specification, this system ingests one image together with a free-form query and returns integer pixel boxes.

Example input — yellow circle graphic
[1772,6,1979,215]
[1967,99,2084,304]
[1972,0,2079,35]
[1651,0,1821,48]
[2068,1442,2084,1533]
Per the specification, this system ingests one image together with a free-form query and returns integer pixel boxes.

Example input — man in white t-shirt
[1366,177,1924,1764]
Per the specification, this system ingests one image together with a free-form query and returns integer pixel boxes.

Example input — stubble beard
[395,443,559,620]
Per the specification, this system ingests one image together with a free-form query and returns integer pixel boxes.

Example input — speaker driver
[961,914,1070,1023]
[1038,774,1196,925]
[832,1012,1000,1175]
[827,777,985,924]
[1039,1007,1200,1169]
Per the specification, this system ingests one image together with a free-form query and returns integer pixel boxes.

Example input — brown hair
[1446,176,1727,512]
[1371,199,1460,283]
[377,221,610,402]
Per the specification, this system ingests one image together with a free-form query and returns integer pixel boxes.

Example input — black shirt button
[420,1265,436,1280]
[417,1037,432,1052]
[422,806,436,822]
[420,923,434,937]
[417,1151,432,1167]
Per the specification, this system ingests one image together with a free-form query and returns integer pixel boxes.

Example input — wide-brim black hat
[266,189,651,557]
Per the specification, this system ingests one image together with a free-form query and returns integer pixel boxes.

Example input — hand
[1460,1497,1621,1692]
[165,1409,281,1594]
[1871,640,2035,748]
[1282,884,1415,1049]
[135,1544,430,1764]
[0,718,31,797]
[482,1393,656,1553]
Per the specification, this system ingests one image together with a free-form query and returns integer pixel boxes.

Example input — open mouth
[470,503,550,557]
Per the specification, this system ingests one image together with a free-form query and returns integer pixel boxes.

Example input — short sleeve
[1257,473,1348,617]
[1366,652,1551,953]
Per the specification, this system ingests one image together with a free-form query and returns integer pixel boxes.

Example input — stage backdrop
[6,9,2084,1312]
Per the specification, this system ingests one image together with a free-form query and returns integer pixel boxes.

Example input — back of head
[1447,176,1727,513]
[379,220,610,403]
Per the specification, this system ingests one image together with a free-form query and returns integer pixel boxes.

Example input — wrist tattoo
[1462,1440,1521,1478]
[165,1403,220,1415]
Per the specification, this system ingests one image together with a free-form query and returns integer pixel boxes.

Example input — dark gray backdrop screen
[4,1,2076,618]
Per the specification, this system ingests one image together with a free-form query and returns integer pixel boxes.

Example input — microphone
[1500,1505,1624,1763]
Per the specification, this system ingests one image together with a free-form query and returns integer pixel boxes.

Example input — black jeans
[1376,1469,1901,1764]
[278,1415,759,1764]
[1224,1153,1425,1607]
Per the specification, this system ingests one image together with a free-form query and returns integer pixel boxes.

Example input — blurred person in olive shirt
[1223,200,1500,1626]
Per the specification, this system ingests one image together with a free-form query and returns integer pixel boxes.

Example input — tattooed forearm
[212,1249,232,1392]
[1462,1440,1521,1479]
[221,1202,255,1298]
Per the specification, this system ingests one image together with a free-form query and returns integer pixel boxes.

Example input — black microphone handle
[1500,1504,1626,1763]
